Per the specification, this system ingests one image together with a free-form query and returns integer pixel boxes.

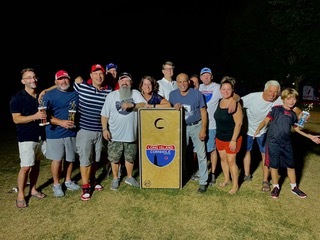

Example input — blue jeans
[186,122,208,185]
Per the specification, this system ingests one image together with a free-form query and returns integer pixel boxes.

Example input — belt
[186,120,200,126]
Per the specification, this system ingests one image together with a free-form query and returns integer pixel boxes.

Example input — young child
[254,88,320,199]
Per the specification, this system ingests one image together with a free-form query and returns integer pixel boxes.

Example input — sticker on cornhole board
[146,144,175,167]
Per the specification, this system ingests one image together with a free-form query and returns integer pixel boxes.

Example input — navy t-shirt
[10,89,45,142]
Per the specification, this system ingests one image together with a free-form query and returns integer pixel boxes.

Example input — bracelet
[153,104,156,108]
[102,128,108,132]
[231,139,236,142]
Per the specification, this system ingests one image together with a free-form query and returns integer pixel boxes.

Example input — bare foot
[228,189,238,194]
[219,182,230,187]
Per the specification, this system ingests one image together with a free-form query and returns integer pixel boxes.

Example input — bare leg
[125,161,134,178]
[219,150,230,186]
[51,160,62,185]
[227,154,239,194]
[210,150,217,174]
[261,153,270,182]
[64,161,74,182]
[80,165,91,185]
[243,151,251,177]
[17,167,30,201]
[270,167,279,186]
[287,168,296,185]
[29,161,40,195]
[111,162,120,180]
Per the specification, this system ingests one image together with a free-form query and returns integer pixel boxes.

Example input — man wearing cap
[73,64,113,201]
[199,67,238,186]
[43,70,80,197]
[157,61,177,101]
[101,72,146,190]
[106,63,119,90]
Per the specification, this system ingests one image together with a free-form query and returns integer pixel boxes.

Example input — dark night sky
[3,1,243,129]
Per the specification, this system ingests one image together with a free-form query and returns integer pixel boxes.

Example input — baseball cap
[200,67,212,75]
[118,72,132,80]
[106,63,118,70]
[55,70,70,80]
[91,64,105,73]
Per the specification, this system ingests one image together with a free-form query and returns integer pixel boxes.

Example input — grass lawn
[0,106,319,240]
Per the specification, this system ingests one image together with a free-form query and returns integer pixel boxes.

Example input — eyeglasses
[163,68,174,71]
[23,76,38,80]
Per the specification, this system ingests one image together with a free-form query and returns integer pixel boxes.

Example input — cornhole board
[138,108,182,189]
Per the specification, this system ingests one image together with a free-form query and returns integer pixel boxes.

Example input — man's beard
[119,85,132,101]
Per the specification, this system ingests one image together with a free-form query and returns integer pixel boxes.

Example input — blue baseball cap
[106,63,118,70]
[200,67,212,75]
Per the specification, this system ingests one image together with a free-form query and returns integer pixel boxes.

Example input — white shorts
[18,141,46,167]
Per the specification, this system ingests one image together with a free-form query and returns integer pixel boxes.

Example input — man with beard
[101,72,146,191]
[43,70,80,197]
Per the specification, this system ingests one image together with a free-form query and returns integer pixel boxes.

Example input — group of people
[10,61,320,208]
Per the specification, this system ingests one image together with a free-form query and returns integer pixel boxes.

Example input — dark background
[3,1,319,131]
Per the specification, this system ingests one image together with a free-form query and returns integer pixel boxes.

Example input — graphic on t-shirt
[202,91,213,103]
[182,104,193,120]
[146,144,175,167]
[115,98,134,115]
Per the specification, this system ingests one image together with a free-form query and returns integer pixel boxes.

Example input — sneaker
[291,187,307,198]
[52,184,64,197]
[271,187,280,199]
[81,184,91,201]
[191,170,199,181]
[198,185,207,193]
[209,174,216,186]
[110,179,119,191]
[94,183,103,191]
[243,174,252,181]
[65,181,81,191]
[125,177,140,187]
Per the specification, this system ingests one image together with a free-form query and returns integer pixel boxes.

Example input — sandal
[31,191,47,199]
[261,181,271,192]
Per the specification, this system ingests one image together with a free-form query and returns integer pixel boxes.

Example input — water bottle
[295,103,313,128]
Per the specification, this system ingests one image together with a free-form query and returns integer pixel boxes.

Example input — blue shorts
[206,129,216,152]
[265,142,294,169]
[245,133,266,153]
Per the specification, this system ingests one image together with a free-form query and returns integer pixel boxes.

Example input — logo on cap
[55,70,70,80]
[91,64,105,73]
[200,67,212,75]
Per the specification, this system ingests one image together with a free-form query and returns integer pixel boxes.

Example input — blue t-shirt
[266,105,298,146]
[10,89,45,142]
[43,88,79,139]
[169,88,205,125]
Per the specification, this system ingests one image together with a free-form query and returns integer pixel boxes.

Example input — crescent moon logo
[154,118,165,129]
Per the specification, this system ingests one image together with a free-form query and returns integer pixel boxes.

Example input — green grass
[0,115,319,240]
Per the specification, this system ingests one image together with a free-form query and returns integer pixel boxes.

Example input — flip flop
[31,191,47,199]
[261,181,271,192]
[16,199,27,208]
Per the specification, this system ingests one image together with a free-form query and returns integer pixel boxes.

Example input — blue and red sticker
[146,144,176,167]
